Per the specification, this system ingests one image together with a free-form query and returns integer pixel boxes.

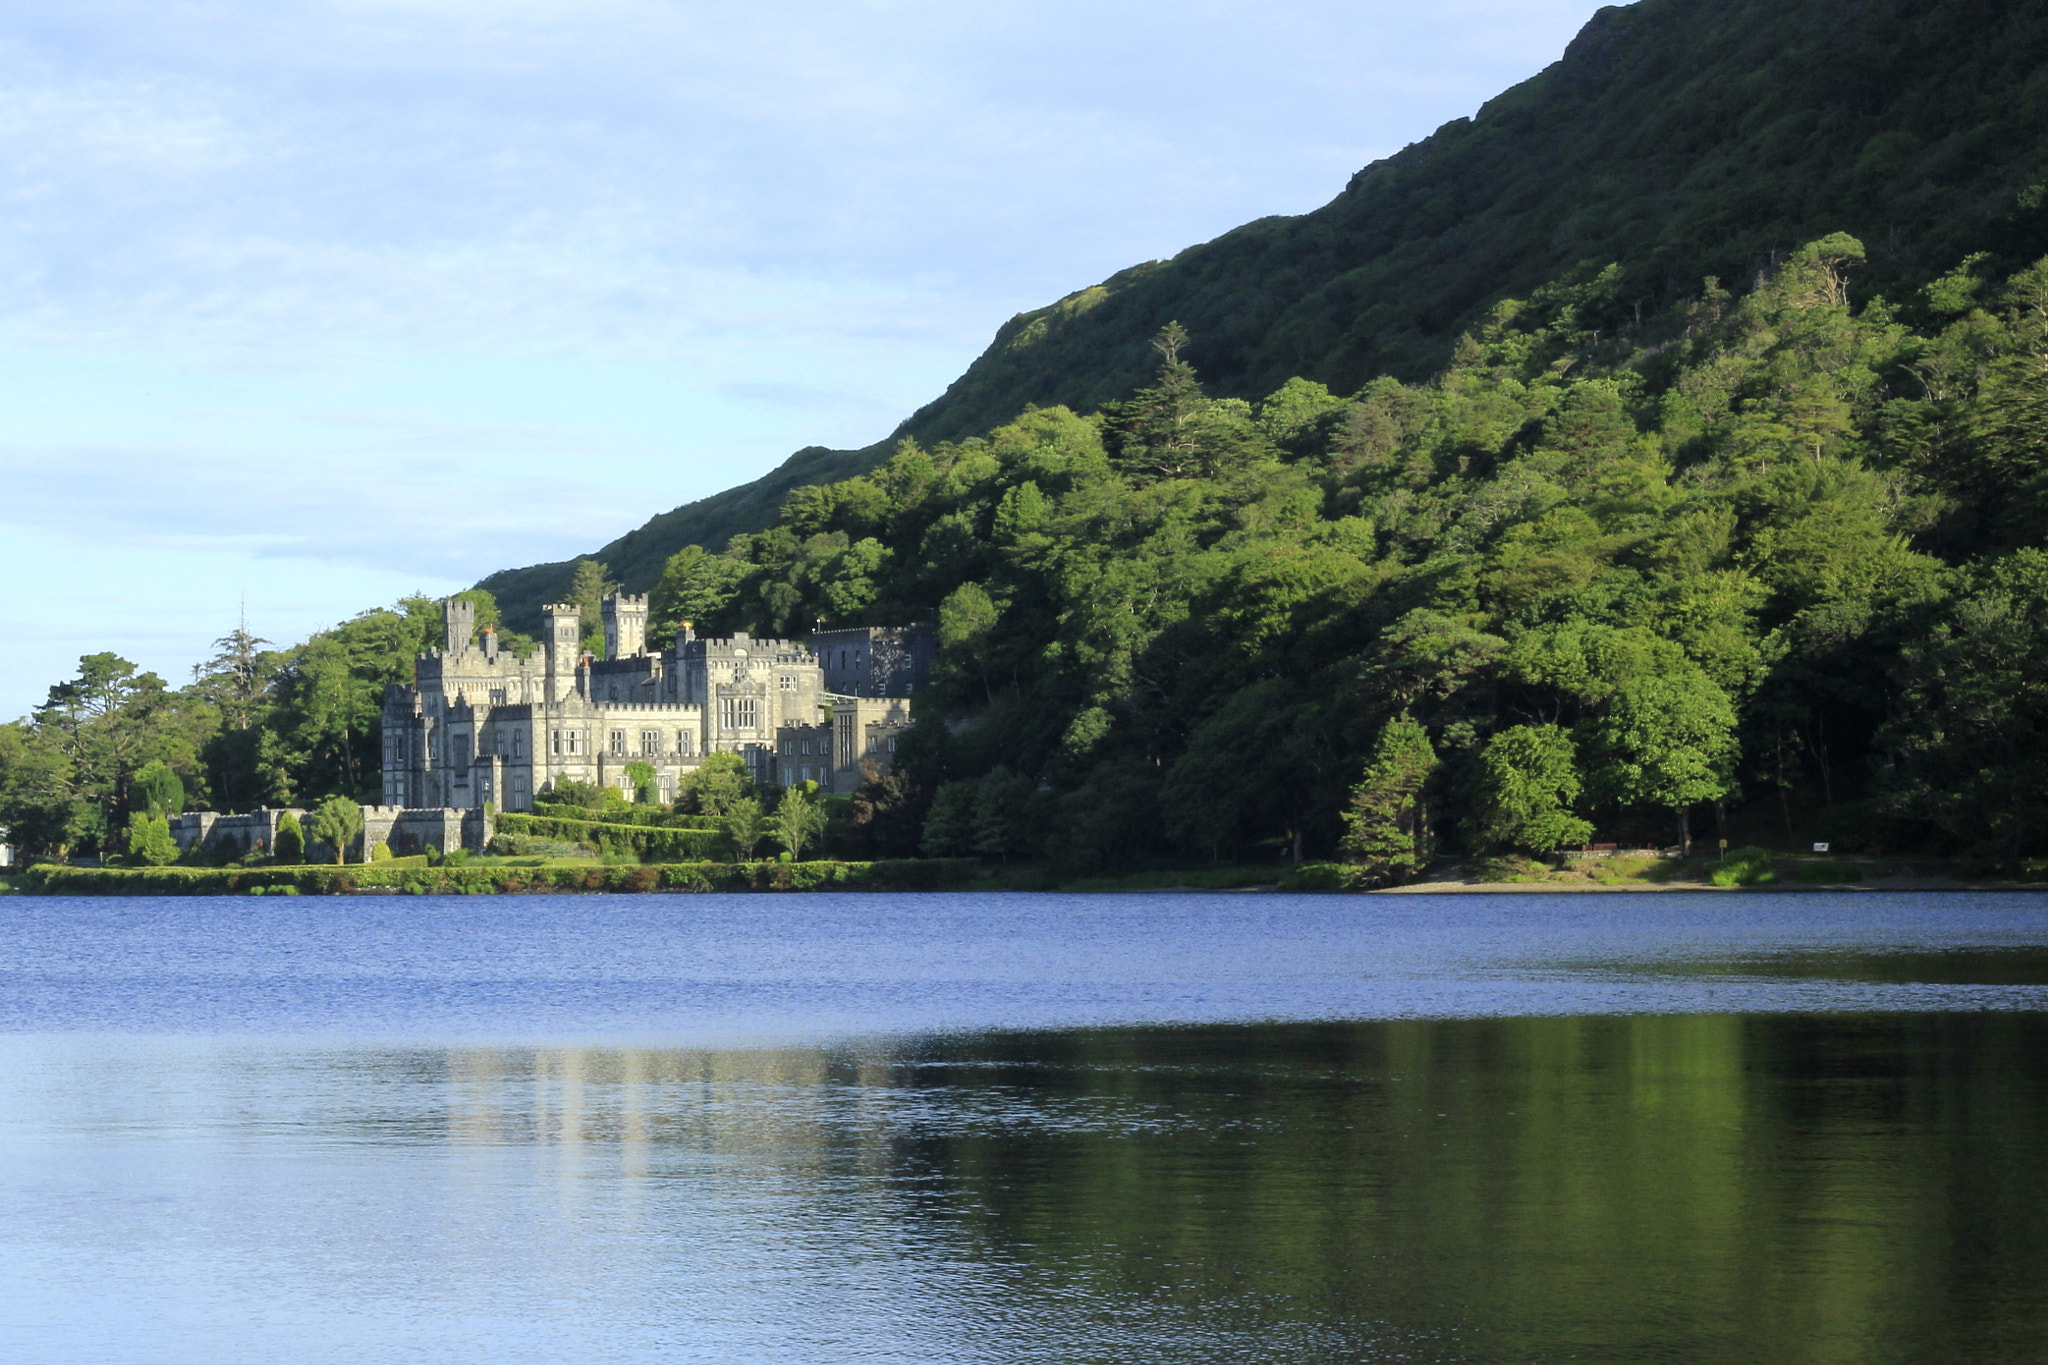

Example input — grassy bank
[1282,851,2048,892]
[21,859,980,896]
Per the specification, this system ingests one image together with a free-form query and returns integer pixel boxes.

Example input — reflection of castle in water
[381,597,934,811]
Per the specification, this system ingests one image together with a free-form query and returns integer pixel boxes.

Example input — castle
[379,596,930,812]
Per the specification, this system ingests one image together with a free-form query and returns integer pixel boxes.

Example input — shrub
[1708,847,1778,886]
[274,813,305,865]
[125,814,180,868]
[497,812,725,861]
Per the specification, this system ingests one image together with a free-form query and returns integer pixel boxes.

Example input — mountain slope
[479,0,2048,629]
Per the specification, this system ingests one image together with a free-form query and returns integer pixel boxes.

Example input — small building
[827,697,914,792]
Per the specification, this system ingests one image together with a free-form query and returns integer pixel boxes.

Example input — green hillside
[477,0,2048,631]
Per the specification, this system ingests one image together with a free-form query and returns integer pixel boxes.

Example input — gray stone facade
[812,623,936,698]
[380,596,913,809]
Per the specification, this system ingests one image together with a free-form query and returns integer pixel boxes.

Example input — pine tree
[1340,716,1438,884]
[125,813,180,867]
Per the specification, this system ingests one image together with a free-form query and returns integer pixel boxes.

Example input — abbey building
[379,597,927,811]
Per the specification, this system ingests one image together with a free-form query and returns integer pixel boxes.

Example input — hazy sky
[0,0,1602,717]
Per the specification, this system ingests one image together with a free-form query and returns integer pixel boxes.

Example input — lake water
[2,891,2044,1363]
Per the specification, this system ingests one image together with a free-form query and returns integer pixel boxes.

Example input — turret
[602,592,648,660]
[443,596,476,655]
[543,603,579,703]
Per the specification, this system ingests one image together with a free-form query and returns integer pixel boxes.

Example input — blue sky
[0,0,1602,718]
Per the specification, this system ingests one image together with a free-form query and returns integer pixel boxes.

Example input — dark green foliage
[545,778,613,811]
[1876,549,2048,856]
[529,800,719,831]
[495,812,727,862]
[1340,717,1439,883]
[542,229,2048,868]
[132,759,184,818]
[470,0,2048,628]
[274,811,305,865]
[676,751,753,817]
[1462,725,1594,856]
[21,858,982,896]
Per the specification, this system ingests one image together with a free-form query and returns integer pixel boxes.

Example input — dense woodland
[12,222,2045,877]
[627,230,2048,870]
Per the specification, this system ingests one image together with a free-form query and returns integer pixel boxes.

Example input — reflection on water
[3,1012,2045,1364]
[2,892,2047,1363]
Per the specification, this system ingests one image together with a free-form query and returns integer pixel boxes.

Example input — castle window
[513,730,525,758]
[677,731,694,757]
[489,688,506,705]
[610,730,627,755]
[719,698,759,730]
[641,730,661,756]
[779,674,795,691]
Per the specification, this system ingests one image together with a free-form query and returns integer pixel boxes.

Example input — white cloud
[0,0,1605,714]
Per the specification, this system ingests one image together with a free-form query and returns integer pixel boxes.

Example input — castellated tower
[443,596,476,654]
[602,593,648,659]
[542,603,580,704]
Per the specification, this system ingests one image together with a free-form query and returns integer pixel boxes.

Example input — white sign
[1812,842,1831,853]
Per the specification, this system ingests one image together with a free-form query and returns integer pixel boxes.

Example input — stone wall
[169,805,492,861]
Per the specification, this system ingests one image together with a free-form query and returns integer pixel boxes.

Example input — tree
[1582,671,1737,855]
[274,811,306,865]
[125,813,180,867]
[972,767,1040,860]
[680,752,753,817]
[846,761,926,858]
[624,761,658,805]
[1340,716,1439,883]
[193,617,272,731]
[921,780,979,856]
[308,794,364,865]
[0,723,84,857]
[548,777,607,810]
[1462,725,1594,855]
[133,759,184,818]
[32,653,200,847]
[722,795,768,861]
[771,784,829,860]
[649,546,743,647]
[566,559,616,656]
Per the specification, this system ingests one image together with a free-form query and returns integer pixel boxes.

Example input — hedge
[20,859,981,896]
[529,801,722,831]
[497,812,727,861]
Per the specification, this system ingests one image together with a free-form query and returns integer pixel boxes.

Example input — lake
[1,891,2044,1363]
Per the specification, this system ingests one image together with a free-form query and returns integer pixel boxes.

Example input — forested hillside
[644,228,2048,867]
[8,0,2048,873]
[479,0,2048,629]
